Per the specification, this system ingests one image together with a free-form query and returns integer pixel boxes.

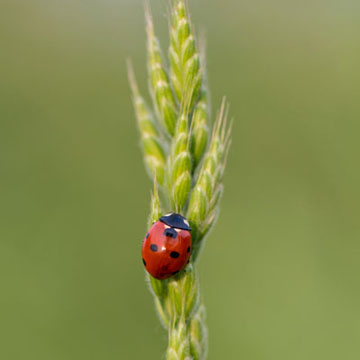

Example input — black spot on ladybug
[146,232,149,239]
[170,251,180,258]
[187,246,191,253]
[164,228,177,239]
[142,258,146,266]
[150,244,158,252]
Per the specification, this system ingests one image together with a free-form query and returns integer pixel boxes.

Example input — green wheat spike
[128,1,232,359]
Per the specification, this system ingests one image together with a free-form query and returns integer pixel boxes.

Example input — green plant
[128,1,231,359]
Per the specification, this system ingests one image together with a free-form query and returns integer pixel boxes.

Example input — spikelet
[168,112,192,212]
[166,320,191,360]
[189,305,208,360]
[187,99,232,259]
[169,0,202,109]
[128,62,166,185]
[146,6,178,136]
[190,90,209,170]
[166,265,200,360]
[146,181,170,328]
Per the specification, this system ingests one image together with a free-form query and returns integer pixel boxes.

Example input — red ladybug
[142,213,192,280]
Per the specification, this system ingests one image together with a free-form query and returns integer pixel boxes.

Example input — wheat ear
[128,1,231,358]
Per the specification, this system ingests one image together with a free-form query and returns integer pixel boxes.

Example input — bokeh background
[1,0,360,359]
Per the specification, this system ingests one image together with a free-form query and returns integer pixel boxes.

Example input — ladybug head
[159,213,191,231]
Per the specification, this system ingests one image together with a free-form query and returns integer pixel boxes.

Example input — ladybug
[142,213,192,280]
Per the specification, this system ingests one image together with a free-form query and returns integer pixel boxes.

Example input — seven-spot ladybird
[142,213,192,280]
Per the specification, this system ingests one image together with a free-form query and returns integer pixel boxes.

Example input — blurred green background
[1,0,360,359]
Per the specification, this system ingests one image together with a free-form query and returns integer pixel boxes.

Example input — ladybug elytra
[142,213,192,280]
